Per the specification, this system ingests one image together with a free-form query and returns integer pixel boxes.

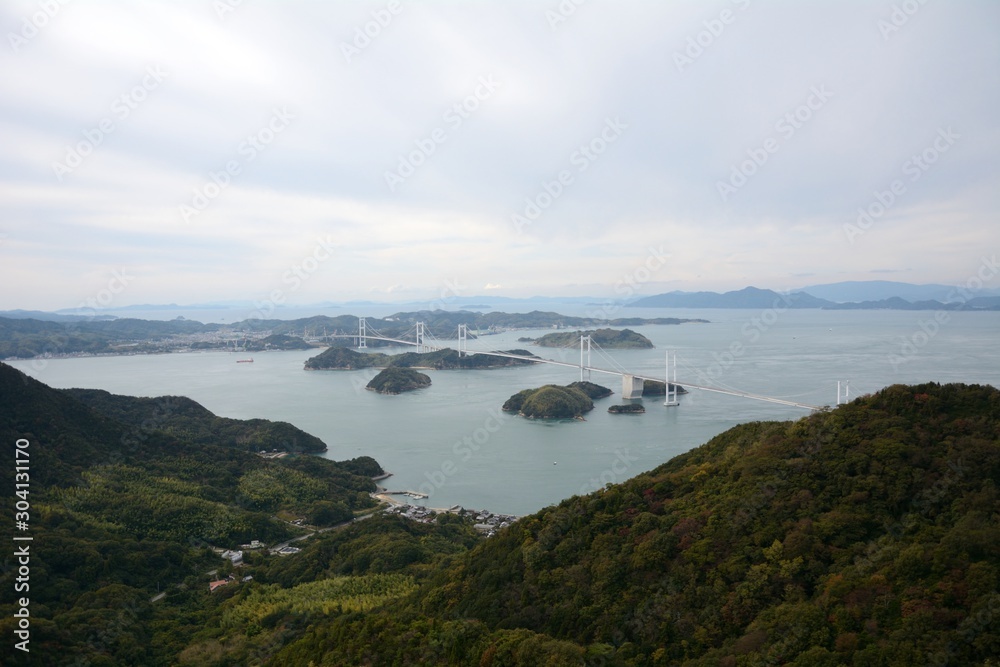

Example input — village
[204,502,518,593]
[382,502,518,537]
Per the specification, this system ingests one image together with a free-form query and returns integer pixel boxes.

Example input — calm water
[9,309,1000,516]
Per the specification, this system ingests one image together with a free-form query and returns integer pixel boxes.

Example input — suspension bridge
[316,318,838,412]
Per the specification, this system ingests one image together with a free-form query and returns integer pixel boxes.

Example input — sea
[8,307,1000,516]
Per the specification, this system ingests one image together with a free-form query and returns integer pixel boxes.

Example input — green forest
[502,384,598,419]
[2,360,999,665]
[365,367,432,394]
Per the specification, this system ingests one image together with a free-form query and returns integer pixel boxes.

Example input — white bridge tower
[358,317,367,349]
[416,322,425,353]
[458,324,467,357]
[664,350,679,407]
[579,335,591,381]
[836,380,850,406]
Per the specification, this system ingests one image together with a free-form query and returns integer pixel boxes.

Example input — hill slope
[5,360,998,665]
[0,362,386,664]
[269,382,1000,666]
[630,286,831,309]
[64,388,329,453]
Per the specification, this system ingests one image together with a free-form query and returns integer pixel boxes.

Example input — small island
[608,403,645,414]
[525,328,653,349]
[502,384,599,419]
[366,367,431,394]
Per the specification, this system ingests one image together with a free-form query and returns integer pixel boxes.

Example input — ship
[237,358,254,363]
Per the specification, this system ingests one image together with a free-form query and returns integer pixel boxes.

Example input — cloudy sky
[1,0,997,310]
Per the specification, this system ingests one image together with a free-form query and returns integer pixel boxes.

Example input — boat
[237,358,254,363]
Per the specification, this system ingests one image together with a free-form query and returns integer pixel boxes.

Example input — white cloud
[0,0,998,309]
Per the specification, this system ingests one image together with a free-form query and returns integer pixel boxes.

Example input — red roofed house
[209,579,230,593]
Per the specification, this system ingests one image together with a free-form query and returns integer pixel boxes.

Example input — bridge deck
[324,332,823,411]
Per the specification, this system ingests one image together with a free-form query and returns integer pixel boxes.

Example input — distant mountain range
[798,280,1000,302]
[7,281,1000,319]
[0,309,118,322]
[629,286,1000,310]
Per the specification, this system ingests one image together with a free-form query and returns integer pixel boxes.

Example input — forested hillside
[65,388,329,453]
[0,362,399,664]
[3,363,998,665]
[268,383,1000,665]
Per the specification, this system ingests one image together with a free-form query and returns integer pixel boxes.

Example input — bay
[9,309,999,516]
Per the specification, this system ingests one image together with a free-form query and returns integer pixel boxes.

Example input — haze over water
[10,309,1000,516]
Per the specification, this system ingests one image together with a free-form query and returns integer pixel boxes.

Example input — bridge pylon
[836,380,850,405]
[580,335,591,381]
[458,324,467,357]
[358,317,367,349]
[664,350,679,407]
[622,375,643,399]
[416,322,425,353]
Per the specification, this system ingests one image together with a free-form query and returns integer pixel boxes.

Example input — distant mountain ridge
[799,279,1000,302]
[629,287,829,309]
[629,286,1000,310]
[0,309,118,322]
[9,280,1000,321]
